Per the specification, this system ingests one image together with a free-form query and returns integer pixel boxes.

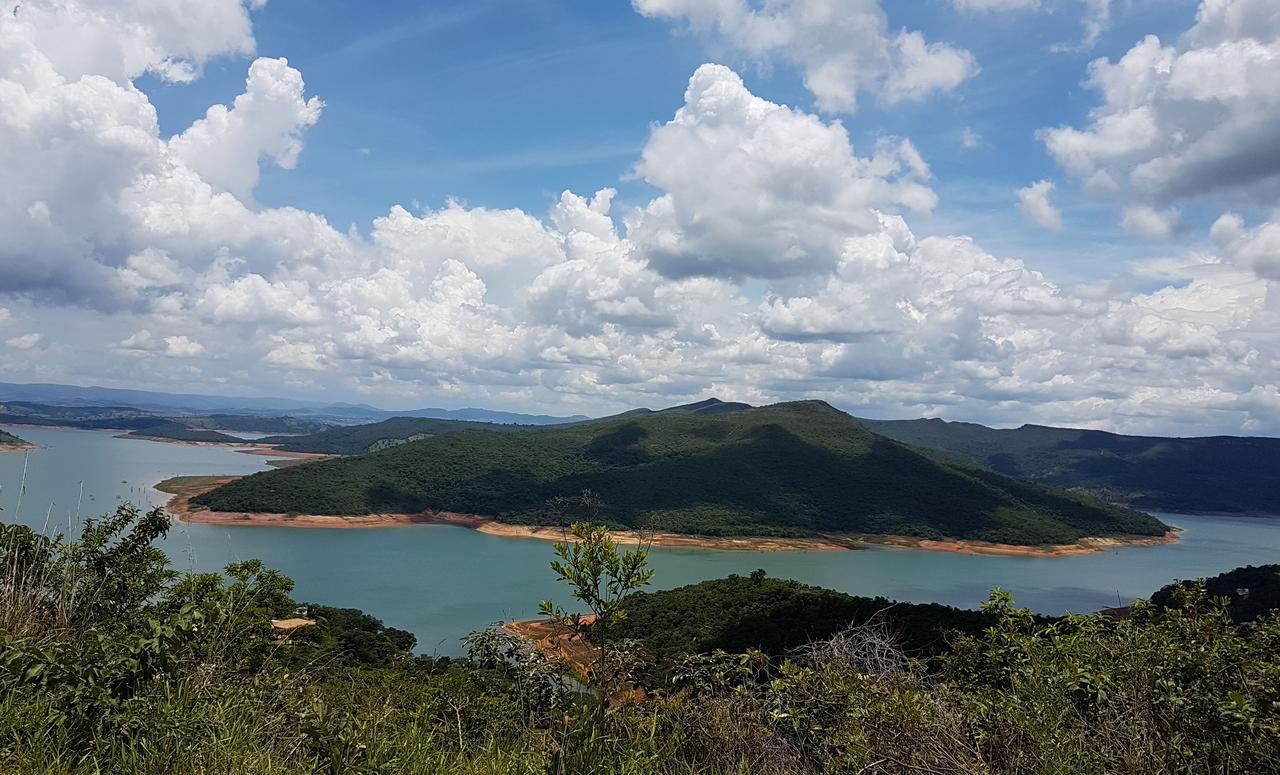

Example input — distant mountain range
[0,401,328,438]
[194,400,1165,546]
[0,382,588,426]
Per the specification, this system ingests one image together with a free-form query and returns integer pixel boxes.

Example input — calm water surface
[4,425,1279,655]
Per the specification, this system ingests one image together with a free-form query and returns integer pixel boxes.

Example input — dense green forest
[0,428,28,446]
[260,416,528,454]
[2,504,1278,774]
[197,401,1165,545]
[614,573,997,673]
[861,417,1280,514]
[125,420,247,443]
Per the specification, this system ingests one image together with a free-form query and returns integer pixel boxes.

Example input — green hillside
[860,418,1280,514]
[259,416,528,454]
[195,401,1165,545]
[262,398,754,455]
[125,421,246,444]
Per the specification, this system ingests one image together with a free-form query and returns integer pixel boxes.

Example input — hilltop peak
[658,397,754,415]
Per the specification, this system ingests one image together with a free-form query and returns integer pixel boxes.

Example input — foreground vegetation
[1152,563,1280,624]
[615,573,999,675]
[3,503,1278,773]
[862,417,1280,514]
[196,401,1165,545]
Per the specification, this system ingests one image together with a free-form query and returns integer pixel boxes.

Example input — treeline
[3,505,1279,773]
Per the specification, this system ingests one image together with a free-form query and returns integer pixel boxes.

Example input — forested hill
[194,401,1165,545]
[0,429,28,447]
[258,416,530,455]
[859,418,1280,514]
[124,421,247,444]
[615,574,997,672]
[263,398,754,454]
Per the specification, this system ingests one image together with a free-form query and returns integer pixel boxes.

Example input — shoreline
[0,425,329,462]
[1153,509,1279,519]
[0,443,35,453]
[116,434,265,449]
[846,529,1181,557]
[159,475,1182,556]
[118,434,259,447]
[118,437,335,467]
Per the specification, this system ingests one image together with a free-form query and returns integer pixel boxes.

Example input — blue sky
[144,0,1200,277]
[2,0,1279,433]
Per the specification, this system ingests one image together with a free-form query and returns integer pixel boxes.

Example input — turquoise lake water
[3,424,1279,655]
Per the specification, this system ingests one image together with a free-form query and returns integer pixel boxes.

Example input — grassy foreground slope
[860,418,1280,514]
[195,401,1165,544]
[7,504,1280,774]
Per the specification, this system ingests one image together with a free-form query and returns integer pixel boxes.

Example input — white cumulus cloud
[6,333,41,350]
[2,0,1279,435]
[1016,180,1063,230]
[15,0,260,84]
[169,57,323,202]
[1121,206,1181,239]
[119,330,205,357]
[632,0,976,113]
[629,64,936,280]
[1040,0,1280,203]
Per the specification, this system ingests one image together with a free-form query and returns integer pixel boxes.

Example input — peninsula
[0,429,32,451]
[191,400,1169,550]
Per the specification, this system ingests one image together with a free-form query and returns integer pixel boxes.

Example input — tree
[538,492,654,736]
